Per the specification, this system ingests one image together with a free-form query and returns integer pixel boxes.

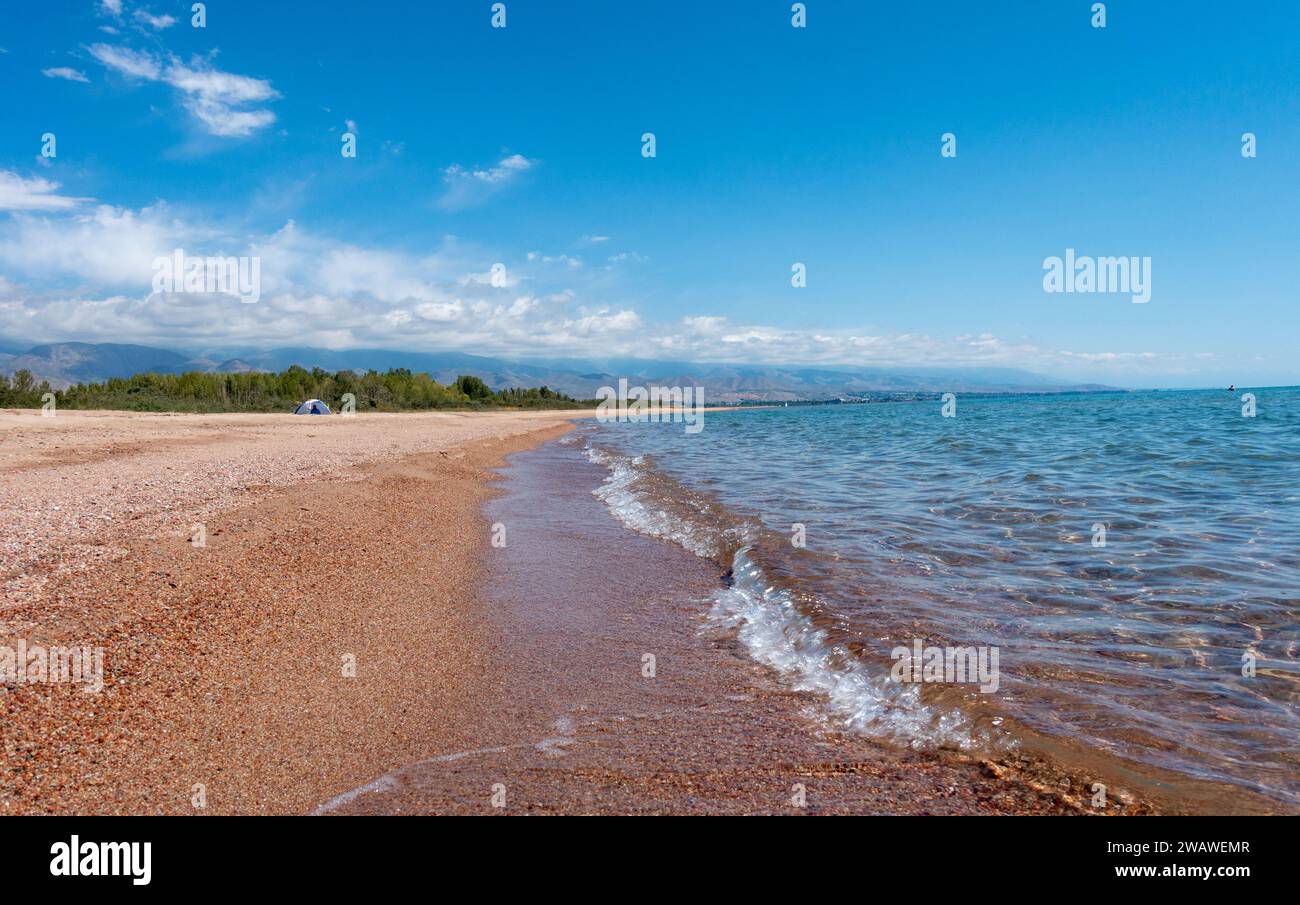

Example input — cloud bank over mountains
[0,177,1196,383]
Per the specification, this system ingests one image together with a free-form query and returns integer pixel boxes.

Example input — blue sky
[1,0,1297,387]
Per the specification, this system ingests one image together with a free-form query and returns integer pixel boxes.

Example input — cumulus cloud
[0,201,637,353]
[88,43,279,137]
[0,171,93,211]
[42,66,90,83]
[0,203,186,283]
[0,200,1183,379]
[439,154,535,209]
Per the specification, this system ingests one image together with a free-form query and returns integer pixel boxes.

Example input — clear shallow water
[581,389,1300,807]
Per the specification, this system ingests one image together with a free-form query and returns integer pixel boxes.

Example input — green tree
[454,374,492,400]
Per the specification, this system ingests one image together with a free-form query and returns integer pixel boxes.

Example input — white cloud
[166,59,278,136]
[0,200,1189,380]
[88,44,279,137]
[681,315,726,334]
[461,267,520,289]
[605,251,648,269]
[134,10,176,30]
[0,171,92,211]
[573,307,643,335]
[0,203,194,286]
[526,251,582,268]
[88,43,160,79]
[99,0,123,15]
[439,154,536,209]
[42,67,90,83]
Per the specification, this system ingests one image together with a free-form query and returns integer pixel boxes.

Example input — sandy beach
[2,408,1150,815]
[1,409,578,813]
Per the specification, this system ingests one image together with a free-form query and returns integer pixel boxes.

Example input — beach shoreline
[322,434,1158,815]
[1,407,1176,814]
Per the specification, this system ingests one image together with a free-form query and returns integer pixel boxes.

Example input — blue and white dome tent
[292,399,332,415]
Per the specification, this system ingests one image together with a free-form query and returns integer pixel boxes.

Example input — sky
[1,0,1298,387]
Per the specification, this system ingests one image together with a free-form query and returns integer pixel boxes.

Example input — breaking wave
[584,440,982,749]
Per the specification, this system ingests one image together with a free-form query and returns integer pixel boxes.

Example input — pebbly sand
[2,408,1152,815]
[1,408,579,813]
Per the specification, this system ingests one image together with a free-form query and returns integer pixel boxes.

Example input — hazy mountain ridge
[0,343,193,387]
[0,341,1119,400]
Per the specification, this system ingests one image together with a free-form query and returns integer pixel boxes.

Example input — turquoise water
[582,388,1300,807]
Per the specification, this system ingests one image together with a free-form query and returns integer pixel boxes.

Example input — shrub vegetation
[0,366,585,413]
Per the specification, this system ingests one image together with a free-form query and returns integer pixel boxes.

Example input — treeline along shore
[0,366,588,413]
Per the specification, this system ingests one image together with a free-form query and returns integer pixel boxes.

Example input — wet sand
[3,409,1149,814]
[322,440,1138,815]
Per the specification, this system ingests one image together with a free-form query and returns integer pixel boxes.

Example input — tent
[293,399,333,415]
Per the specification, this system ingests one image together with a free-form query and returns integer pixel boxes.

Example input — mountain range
[0,341,1118,402]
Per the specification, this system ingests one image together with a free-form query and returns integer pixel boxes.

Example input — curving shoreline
[321,435,1150,815]
[1,408,1184,815]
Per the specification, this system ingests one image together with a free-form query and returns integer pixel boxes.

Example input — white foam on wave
[711,547,978,749]
[583,441,980,751]
[585,445,721,558]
